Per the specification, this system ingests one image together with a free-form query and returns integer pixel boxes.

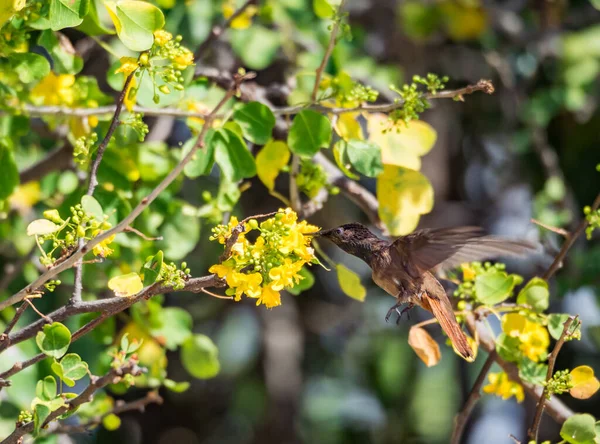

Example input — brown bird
[316,224,536,359]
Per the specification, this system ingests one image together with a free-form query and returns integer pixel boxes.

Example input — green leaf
[77,0,115,36]
[0,144,19,200]
[181,334,220,379]
[36,376,57,402]
[81,195,104,220]
[36,322,71,359]
[102,413,121,431]
[548,313,571,340]
[288,110,332,157]
[163,378,190,393]
[51,353,89,387]
[149,307,192,350]
[182,134,215,179]
[518,358,548,385]
[33,404,51,436]
[104,0,165,51]
[27,219,60,236]
[516,277,549,312]
[233,102,276,145]
[286,267,315,295]
[313,0,335,18]
[156,202,200,260]
[495,333,522,363]
[141,250,163,287]
[336,264,366,301]
[345,139,383,177]
[377,165,434,235]
[256,140,290,191]
[474,271,517,305]
[37,30,83,74]
[49,0,89,30]
[212,128,256,182]
[9,53,50,84]
[333,140,360,179]
[230,25,281,70]
[560,414,597,444]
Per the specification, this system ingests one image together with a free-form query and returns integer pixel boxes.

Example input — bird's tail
[420,274,474,361]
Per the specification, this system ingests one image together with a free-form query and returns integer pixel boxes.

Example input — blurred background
[3,0,600,443]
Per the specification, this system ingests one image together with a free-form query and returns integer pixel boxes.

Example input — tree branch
[528,316,578,441]
[0,73,252,313]
[451,350,497,444]
[2,359,144,444]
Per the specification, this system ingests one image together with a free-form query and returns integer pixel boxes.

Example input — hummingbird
[316,224,536,359]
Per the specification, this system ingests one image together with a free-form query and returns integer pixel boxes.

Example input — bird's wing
[391,226,536,276]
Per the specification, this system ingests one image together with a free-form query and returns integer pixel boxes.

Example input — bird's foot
[385,302,415,324]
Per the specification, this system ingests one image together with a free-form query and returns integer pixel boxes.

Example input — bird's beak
[311,228,333,238]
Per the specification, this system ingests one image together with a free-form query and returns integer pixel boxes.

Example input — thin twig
[201,288,233,300]
[311,0,347,102]
[531,218,569,237]
[0,73,252,313]
[451,350,497,444]
[0,302,29,342]
[194,0,257,60]
[543,192,600,280]
[528,316,578,441]
[2,359,144,444]
[49,391,163,435]
[23,298,52,323]
[124,226,163,241]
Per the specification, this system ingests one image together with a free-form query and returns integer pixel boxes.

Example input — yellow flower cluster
[502,313,550,362]
[483,372,524,402]
[209,208,320,308]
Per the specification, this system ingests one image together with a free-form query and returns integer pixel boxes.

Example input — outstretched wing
[392,226,536,276]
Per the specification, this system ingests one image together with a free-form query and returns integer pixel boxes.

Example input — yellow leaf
[376,165,434,235]
[108,272,144,297]
[408,327,441,367]
[123,76,137,112]
[367,114,436,170]
[440,1,488,41]
[570,365,600,399]
[256,140,290,191]
[334,112,363,141]
[336,264,366,301]
[502,313,527,338]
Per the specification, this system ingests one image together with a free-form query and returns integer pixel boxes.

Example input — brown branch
[2,359,144,444]
[451,350,497,444]
[49,391,163,435]
[528,316,578,441]
[0,73,252,313]
[0,302,29,343]
[543,192,600,280]
[311,0,346,102]
[194,0,257,60]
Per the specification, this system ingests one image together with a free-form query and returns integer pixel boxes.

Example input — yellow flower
[461,263,476,281]
[92,232,116,257]
[296,220,320,234]
[483,372,524,402]
[520,320,550,362]
[30,72,75,106]
[268,259,304,291]
[153,29,173,46]
[115,57,139,76]
[173,48,194,70]
[256,284,281,309]
[227,271,262,301]
[209,263,234,278]
[231,234,249,257]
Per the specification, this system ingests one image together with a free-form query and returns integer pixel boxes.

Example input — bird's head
[315,223,382,261]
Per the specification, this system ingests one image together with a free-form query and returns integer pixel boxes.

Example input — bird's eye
[336,227,344,236]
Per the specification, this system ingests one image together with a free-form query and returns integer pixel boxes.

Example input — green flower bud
[77,225,86,238]
[43,209,63,224]
[72,215,80,225]
[159,84,171,95]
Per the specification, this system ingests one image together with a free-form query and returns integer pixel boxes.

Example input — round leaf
[149,307,193,350]
[104,0,165,51]
[108,272,144,297]
[181,334,220,379]
[548,313,571,340]
[333,140,360,179]
[27,219,59,236]
[51,353,89,387]
[345,139,383,177]
[560,414,597,444]
[475,271,517,305]
[570,366,600,400]
[256,140,290,191]
[9,52,51,84]
[81,195,104,221]
[233,102,276,145]
[49,0,89,31]
[287,110,332,157]
[36,322,71,359]
[230,25,281,70]
[182,135,215,179]
[141,250,164,287]
[516,277,549,312]
[212,128,256,182]
[336,264,366,301]
[376,165,434,235]
[36,376,57,402]
[408,326,441,367]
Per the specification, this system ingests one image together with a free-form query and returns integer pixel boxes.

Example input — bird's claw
[385,302,414,324]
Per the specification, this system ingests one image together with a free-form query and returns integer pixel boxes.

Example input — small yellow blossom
[268,258,304,291]
[209,263,234,278]
[173,48,194,70]
[483,372,524,402]
[92,231,116,257]
[257,284,281,309]
[30,72,75,106]
[520,320,550,362]
[153,29,173,46]
[222,1,258,30]
[115,57,139,76]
